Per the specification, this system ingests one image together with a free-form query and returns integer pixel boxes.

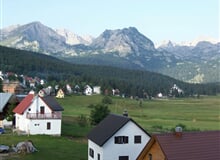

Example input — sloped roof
[13,94,34,114]
[0,93,12,112]
[87,114,150,146]
[41,96,64,111]
[13,94,64,114]
[139,130,220,160]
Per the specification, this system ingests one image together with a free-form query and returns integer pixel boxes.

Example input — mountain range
[0,21,219,83]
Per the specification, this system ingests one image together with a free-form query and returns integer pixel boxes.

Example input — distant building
[93,86,101,94]
[112,88,120,96]
[157,92,163,98]
[56,89,65,98]
[84,85,92,96]
[3,81,24,94]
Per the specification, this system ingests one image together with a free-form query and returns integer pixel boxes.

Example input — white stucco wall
[88,121,150,160]
[15,96,62,135]
[28,119,62,135]
[25,97,52,115]
[88,140,103,160]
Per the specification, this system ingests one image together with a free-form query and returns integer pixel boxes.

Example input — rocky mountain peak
[55,28,93,45]
[91,27,155,57]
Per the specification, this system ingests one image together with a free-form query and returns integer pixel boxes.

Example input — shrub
[102,96,113,104]
[90,104,110,125]
[77,114,88,127]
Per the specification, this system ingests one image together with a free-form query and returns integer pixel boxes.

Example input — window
[40,106,45,114]
[119,156,129,160]
[97,153,100,160]
[148,154,152,160]
[89,148,94,158]
[134,135,142,143]
[47,122,51,130]
[115,136,128,144]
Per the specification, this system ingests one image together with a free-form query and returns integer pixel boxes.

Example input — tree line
[0,45,219,97]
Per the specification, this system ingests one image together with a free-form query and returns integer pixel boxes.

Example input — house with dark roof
[137,129,220,160]
[87,114,151,160]
[13,92,64,136]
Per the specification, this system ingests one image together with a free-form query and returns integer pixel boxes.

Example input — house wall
[88,140,103,160]
[15,96,62,135]
[25,97,52,115]
[138,141,165,160]
[28,119,62,135]
[93,86,101,94]
[15,113,62,135]
[15,114,28,131]
[88,121,150,160]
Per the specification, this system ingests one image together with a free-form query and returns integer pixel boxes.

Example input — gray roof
[0,93,12,112]
[87,114,150,146]
[41,96,64,111]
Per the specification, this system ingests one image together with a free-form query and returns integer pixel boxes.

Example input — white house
[84,85,93,96]
[93,86,101,94]
[13,92,64,136]
[87,114,151,160]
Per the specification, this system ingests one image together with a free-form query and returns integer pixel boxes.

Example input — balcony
[26,112,62,119]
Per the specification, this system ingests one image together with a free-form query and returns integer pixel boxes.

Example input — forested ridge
[0,45,219,96]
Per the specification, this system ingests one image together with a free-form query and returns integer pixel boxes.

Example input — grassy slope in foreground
[0,95,219,160]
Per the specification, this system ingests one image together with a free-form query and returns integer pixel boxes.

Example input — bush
[77,114,88,127]
[90,104,110,125]
[102,96,113,104]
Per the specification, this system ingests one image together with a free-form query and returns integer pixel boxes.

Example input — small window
[119,156,129,160]
[89,148,94,158]
[97,153,100,160]
[28,108,31,111]
[134,135,142,143]
[148,153,152,160]
[115,136,128,144]
[40,106,45,114]
[47,122,51,130]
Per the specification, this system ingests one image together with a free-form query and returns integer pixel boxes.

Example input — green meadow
[0,95,219,159]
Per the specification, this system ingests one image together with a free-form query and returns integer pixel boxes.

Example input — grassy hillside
[0,95,219,160]
[0,45,219,96]
[58,95,220,132]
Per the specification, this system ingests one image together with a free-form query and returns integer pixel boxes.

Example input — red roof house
[137,130,220,160]
[13,92,64,136]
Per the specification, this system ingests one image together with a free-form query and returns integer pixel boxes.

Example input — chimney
[175,126,183,137]
[123,109,128,117]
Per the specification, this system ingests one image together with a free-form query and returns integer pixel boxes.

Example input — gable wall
[89,121,150,160]
[88,140,103,160]
[23,97,52,116]
[138,141,165,160]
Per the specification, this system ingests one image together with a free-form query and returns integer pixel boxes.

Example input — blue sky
[1,0,219,43]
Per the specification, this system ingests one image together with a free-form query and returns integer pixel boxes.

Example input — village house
[137,128,220,160]
[84,85,93,96]
[13,92,64,136]
[93,86,101,94]
[2,81,24,94]
[56,89,65,98]
[87,114,151,160]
